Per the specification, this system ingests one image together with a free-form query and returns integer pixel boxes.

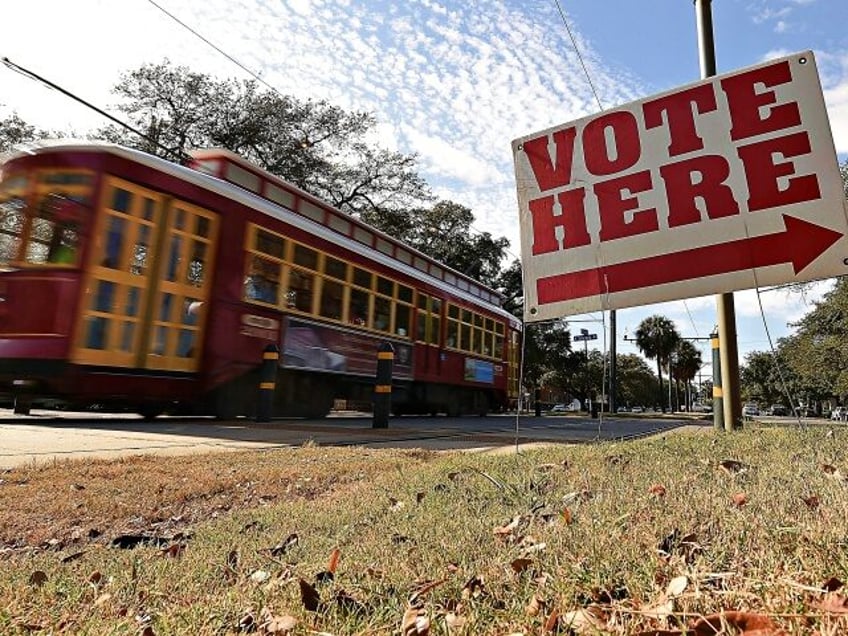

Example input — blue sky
[3,0,847,377]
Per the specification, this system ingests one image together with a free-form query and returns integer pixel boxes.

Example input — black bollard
[534,387,541,417]
[373,342,394,429]
[256,343,279,423]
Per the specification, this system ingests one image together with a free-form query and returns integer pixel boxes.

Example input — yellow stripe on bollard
[713,386,723,398]
[263,351,280,360]
[260,381,276,390]
[374,385,392,393]
[377,351,394,360]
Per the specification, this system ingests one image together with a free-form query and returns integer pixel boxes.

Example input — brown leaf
[510,557,533,573]
[402,606,430,635]
[820,464,847,481]
[93,592,111,607]
[444,611,466,630]
[692,611,783,634]
[822,577,844,592]
[526,593,545,616]
[227,548,240,571]
[493,515,521,536]
[29,570,48,587]
[161,543,185,559]
[88,571,103,586]
[815,592,848,614]
[269,533,298,556]
[416,491,426,503]
[648,483,667,497]
[327,547,340,574]
[61,550,86,563]
[259,607,297,634]
[461,575,485,600]
[732,492,748,507]
[559,606,607,634]
[543,608,559,633]
[562,507,573,525]
[298,578,321,612]
[802,494,820,510]
[718,459,747,474]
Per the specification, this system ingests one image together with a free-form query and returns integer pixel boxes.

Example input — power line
[551,0,604,113]
[1,57,188,163]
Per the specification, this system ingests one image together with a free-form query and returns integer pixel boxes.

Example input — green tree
[615,353,658,409]
[0,112,50,153]
[671,340,703,410]
[98,61,432,219]
[634,315,680,412]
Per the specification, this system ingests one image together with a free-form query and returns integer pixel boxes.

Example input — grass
[1,424,848,634]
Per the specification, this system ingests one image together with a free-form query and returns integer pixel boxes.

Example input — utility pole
[694,0,742,431]
[573,328,598,413]
[609,310,617,413]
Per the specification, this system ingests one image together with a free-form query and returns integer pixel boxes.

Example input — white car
[630,406,644,413]
[831,407,847,422]
[742,404,759,417]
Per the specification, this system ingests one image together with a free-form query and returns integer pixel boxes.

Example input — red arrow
[537,214,843,304]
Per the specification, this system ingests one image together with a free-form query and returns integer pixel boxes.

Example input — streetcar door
[71,176,218,372]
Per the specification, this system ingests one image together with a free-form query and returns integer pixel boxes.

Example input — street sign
[572,333,598,342]
[513,51,848,322]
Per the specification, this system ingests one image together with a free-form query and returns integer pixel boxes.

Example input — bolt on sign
[512,51,848,322]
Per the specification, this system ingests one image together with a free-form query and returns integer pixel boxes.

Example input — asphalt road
[0,408,708,468]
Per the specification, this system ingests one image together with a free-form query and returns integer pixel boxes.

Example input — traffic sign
[572,333,597,342]
[513,51,847,322]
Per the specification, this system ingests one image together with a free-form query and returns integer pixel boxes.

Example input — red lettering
[643,84,718,157]
[523,128,577,192]
[596,171,658,242]
[737,132,821,211]
[721,60,801,141]
[529,189,591,254]
[583,111,641,176]
[661,156,739,227]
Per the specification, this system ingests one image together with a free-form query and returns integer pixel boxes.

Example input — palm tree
[672,340,703,411]
[634,315,680,412]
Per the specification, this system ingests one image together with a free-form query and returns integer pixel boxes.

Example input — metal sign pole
[694,0,742,431]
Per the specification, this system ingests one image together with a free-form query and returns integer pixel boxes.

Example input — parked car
[742,403,759,417]
[831,406,847,422]
[616,406,629,413]
[768,404,788,416]
[630,406,644,414]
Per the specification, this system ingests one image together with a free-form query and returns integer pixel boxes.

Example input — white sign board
[512,51,848,322]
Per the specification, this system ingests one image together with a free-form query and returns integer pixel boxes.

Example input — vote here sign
[512,51,847,323]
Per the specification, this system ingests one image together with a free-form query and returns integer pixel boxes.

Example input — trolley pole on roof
[694,0,743,432]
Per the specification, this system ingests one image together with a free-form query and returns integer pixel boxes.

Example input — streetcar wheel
[138,406,163,421]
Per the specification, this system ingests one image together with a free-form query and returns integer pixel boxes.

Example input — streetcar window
[353,267,371,288]
[103,215,127,269]
[300,200,324,223]
[165,235,183,281]
[375,237,393,255]
[328,214,351,235]
[494,334,504,358]
[256,229,286,259]
[245,256,280,304]
[348,287,369,326]
[225,162,260,193]
[25,193,83,265]
[374,296,391,332]
[84,316,109,350]
[126,287,141,316]
[174,208,186,230]
[398,284,413,303]
[377,276,393,296]
[112,188,132,213]
[448,305,459,319]
[195,215,211,238]
[396,248,412,265]
[159,293,174,322]
[130,225,151,275]
[353,226,373,246]
[395,304,410,337]
[93,280,116,313]
[119,321,135,353]
[319,279,344,320]
[265,183,294,209]
[142,198,156,221]
[293,244,318,270]
[446,320,458,348]
[287,269,314,313]
[430,313,441,345]
[413,256,428,272]
[0,193,25,263]
[176,329,195,358]
[324,256,347,280]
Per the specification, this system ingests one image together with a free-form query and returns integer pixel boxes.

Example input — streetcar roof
[2,140,521,327]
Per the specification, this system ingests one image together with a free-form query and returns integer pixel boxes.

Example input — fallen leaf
[559,606,607,634]
[416,491,426,503]
[161,543,185,559]
[511,557,533,573]
[692,610,784,634]
[822,577,844,592]
[269,533,298,557]
[259,607,297,634]
[299,578,321,612]
[461,575,484,600]
[444,611,466,630]
[402,606,430,635]
[61,550,86,563]
[666,575,688,597]
[815,592,848,614]
[88,571,103,586]
[525,593,545,616]
[562,507,573,525]
[93,592,112,607]
[227,548,240,571]
[389,496,405,511]
[801,495,820,510]
[327,547,340,573]
[718,459,747,474]
[250,570,271,584]
[641,598,675,621]
[408,578,447,605]
[732,492,748,507]
[29,571,48,587]
[648,483,667,497]
[493,515,522,536]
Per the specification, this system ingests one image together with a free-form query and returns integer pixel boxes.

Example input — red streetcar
[0,141,521,418]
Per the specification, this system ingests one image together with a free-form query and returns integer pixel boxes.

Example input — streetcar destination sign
[512,51,848,322]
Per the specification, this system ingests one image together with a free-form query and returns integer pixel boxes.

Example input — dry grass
[2,424,848,634]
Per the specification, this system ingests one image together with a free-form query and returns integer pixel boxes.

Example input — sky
[2,0,848,384]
